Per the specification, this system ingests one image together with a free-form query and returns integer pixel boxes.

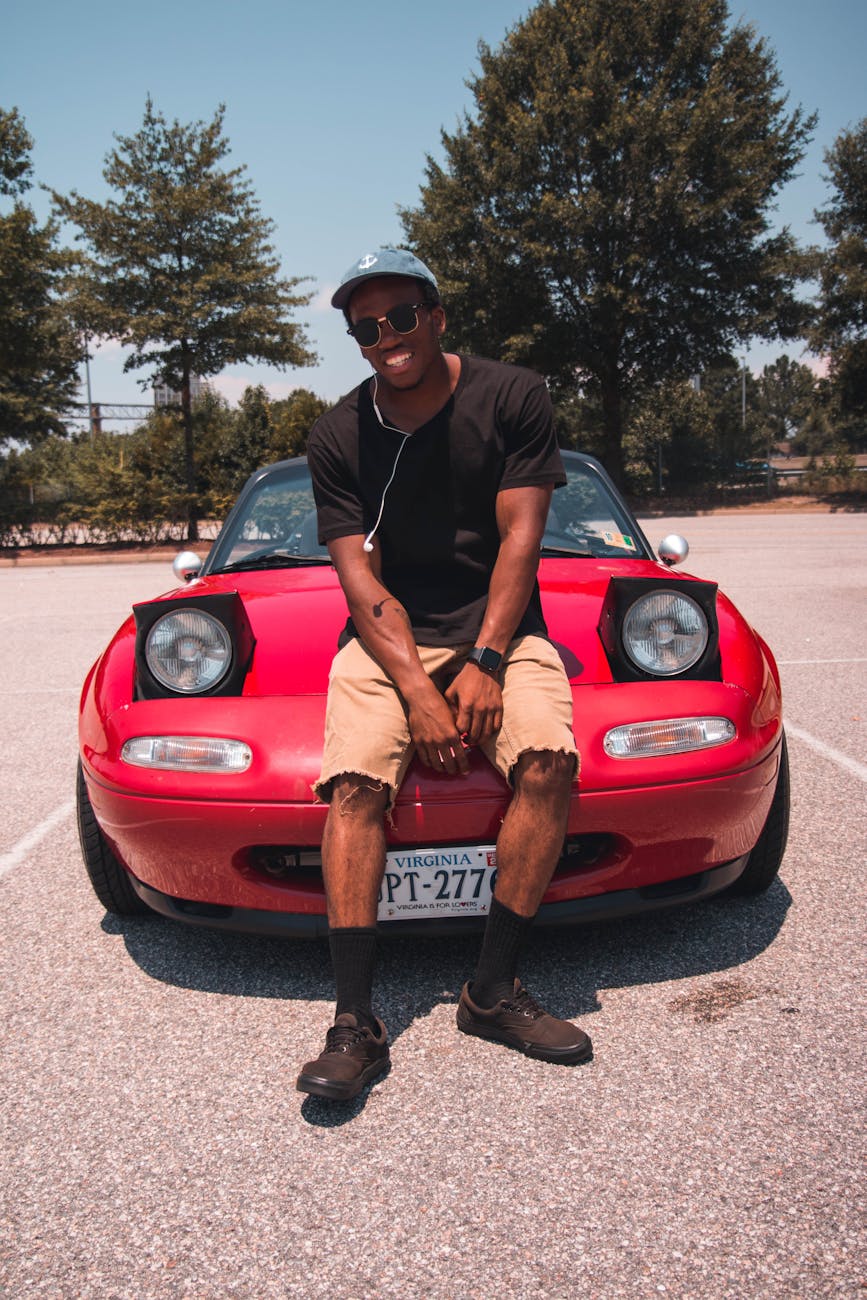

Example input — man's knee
[328,772,391,820]
[512,749,576,798]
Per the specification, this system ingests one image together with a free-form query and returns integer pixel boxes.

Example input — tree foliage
[628,380,717,491]
[810,119,867,428]
[0,108,81,446]
[53,99,318,538]
[554,355,829,495]
[401,0,815,483]
[753,355,816,447]
[0,107,35,196]
[1,384,328,547]
[206,384,328,511]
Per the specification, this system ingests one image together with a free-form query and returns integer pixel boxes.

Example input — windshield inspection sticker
[602,530,637,551]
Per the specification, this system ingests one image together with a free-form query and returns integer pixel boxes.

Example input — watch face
[472,647,502,671]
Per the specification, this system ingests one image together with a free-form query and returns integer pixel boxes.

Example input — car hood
[133,556,733,695]
[84,557,778,808]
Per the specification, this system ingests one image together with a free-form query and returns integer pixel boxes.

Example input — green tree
[628,380,717,493]
[205,384,329,510]
[401,0,815,483]
[233,384,274,472]
[0,108,80,446]
[205,384,273,506]
[809,119,867,440]
[753,355,816,451]
[54,99,317,540]
[699,363,764,472]
[268,388,328,461]
[0,107,34,196]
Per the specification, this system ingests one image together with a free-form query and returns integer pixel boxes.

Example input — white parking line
[0,799,75,881]
[0,688,80,696]
[778,658,867,665]
[786,723,867,784]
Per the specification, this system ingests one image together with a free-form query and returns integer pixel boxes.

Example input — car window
[544,459,648,558]
[209,463,328,570]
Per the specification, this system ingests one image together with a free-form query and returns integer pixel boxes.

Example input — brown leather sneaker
[296,1013,390,1101]
[457,980,592,1064]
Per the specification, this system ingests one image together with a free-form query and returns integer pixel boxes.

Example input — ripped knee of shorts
[328,772,391,819]
[512,748,578,792]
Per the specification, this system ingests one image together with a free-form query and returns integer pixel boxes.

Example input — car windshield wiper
[540,543,595,558]
[210,551,332,574]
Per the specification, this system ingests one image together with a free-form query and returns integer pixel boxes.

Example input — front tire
[76,761,150,916]
[728,731,790,895]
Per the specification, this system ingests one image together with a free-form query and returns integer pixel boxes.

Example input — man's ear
[433,304,446,336]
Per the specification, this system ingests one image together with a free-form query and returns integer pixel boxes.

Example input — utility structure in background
[67,358,206,438]
[66,401,155,437]
[72,333,158,437]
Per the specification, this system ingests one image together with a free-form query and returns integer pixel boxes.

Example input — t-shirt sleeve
[499,374,566,492]
[307,420,366,544]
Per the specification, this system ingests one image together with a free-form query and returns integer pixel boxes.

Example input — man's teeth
[385,352,413,367]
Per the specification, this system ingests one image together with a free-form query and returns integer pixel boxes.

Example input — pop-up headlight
[598,577,720,682]
[133,591,255,699]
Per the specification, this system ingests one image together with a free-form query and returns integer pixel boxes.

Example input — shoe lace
[502,986,544,1020]
[323,1022,368,1054]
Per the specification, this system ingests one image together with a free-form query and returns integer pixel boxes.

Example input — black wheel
[76,761,151,916]
[727,731,790,895]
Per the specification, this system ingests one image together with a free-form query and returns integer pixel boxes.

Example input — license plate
[377,844,497,921]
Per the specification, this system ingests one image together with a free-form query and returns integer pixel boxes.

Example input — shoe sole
[456,1011,592,1065]
[295,1056,389,1101]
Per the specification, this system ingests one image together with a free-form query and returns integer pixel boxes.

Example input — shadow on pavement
[101,880,791,1123]
[102,877,792,1038]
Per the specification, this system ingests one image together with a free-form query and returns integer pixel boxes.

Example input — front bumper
[130,855,750,937]
[83,741,780,931]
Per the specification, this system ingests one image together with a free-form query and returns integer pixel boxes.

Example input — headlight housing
[133,591,256,699]
[597,577,720,682]
[622,589,708,676]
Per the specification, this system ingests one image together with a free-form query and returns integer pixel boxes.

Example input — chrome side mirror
[172,550,202,583]
[657,534,689,567]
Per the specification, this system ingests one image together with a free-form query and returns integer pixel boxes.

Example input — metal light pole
[83,331,95,440]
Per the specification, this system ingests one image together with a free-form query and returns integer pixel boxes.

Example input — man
[298,248,591,1101]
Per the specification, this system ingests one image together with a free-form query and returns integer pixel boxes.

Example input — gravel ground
[1,513,865,1299]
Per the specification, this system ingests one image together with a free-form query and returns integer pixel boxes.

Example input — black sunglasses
[346,301,429,349]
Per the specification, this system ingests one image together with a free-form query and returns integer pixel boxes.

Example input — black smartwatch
[468,646,503,676]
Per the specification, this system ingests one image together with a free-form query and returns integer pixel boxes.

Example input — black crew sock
[470,896,535,1008]
[328,926,379,1031]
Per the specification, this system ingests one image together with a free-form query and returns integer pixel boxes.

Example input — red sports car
[77,452,788,936]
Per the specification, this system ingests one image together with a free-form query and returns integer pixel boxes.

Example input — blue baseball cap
[331,248,439,311]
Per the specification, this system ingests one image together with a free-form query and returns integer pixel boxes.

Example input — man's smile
[382,350,415,371]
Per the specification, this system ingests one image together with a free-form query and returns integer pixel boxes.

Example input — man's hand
[406,679,471,775]
[444,664,504,746]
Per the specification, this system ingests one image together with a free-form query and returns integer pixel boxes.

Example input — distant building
[153,375,207,408]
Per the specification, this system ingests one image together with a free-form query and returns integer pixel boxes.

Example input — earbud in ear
[363,540,374,553]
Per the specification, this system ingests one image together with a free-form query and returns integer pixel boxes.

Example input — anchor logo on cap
[358,254,378,270]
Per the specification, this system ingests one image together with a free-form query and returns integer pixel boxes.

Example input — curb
[0,549,183,569]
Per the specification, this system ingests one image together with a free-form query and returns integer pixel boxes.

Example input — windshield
[542,457,649,558]
[206,453,649,574]
[207,461,328,573]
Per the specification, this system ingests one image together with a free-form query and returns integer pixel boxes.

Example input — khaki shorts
[314,634,578,812]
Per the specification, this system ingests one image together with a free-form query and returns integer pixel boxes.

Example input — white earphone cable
[363,377,411,553]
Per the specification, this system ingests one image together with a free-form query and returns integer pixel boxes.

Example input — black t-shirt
[307,354,565,647]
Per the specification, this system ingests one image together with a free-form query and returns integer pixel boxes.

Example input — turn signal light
[121,736,252,773]
[603,717,735,759]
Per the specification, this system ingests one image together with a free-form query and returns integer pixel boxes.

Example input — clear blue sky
[3,0,865,429]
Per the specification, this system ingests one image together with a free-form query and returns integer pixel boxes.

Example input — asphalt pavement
[1,512,865,1298]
